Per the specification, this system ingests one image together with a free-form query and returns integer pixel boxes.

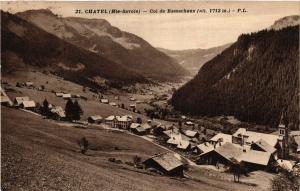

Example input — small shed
[143,152,184,176]
[109,102,117,107]
[88,115,103,124]
[185,130,199,138]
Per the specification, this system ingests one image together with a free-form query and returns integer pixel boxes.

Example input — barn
[143,152,184,176]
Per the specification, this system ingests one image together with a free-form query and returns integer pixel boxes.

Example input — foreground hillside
[172,25,299,129]
[158,44,231,75]
[1,107,260,191]
[16,9,188,81]
[1,11,147,87]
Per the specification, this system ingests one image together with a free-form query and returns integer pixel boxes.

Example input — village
[1,72,300,190]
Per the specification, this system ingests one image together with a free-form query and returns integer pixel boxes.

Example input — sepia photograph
[0,1,299,191]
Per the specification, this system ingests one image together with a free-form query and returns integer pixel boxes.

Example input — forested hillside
[171,26,299,129]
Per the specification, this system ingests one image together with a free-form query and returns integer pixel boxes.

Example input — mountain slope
[158,43,231,75]
[16,9,188,81]
[1,11,146,87]
[171,26,299,129]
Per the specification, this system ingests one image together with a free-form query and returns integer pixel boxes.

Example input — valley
[1,4,300,191]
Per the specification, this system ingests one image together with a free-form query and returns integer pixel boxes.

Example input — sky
[1,1,299,50]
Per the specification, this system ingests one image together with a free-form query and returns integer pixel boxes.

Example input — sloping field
[1,107,257,191]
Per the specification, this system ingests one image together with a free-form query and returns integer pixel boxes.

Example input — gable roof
[88,115,103,121]
[177,140,191,150]
[100,99,109,103]
[105,115,115,121]
[144,152,183,172]
[14,96,30,105]
[141,123,152,130]
[237,150,271,166]
[214,142,242,161]
[197,142,215,154]
[185,130,198,137]
[130,123,141,129]
[252,139,276,153]
[62,93,71,98]
[21,100,36,108]
[233,128,279,147]
[210,133,232,143]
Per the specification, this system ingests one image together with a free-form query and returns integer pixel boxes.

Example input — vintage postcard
[1,1,299,191]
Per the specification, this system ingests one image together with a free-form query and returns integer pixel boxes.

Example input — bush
[271,171,299,191]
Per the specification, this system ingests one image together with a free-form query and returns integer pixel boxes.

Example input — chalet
[184,130,199,138]
[105,115,116,127]
[210,133,232,146]
[50,106,66,120]
[129,97,136,101]
[88,115,103,124]
[176,140,191,150]
[100,99,109,104]
[198,142,242,165]
[130,123,146,135]
[237,150,272,171]
[25,81,34,87]
[109,102,117,107]
[55,92,64,97]
[185,121,194,126]
[62,94,72,99]
[14,96,30,106]
[143,152,184,176]
[232,128,280,147]
[129,104,136,109]
[116,115,132,129]
[198,142,273,171]
[20,100,36,110]
[195,142,214,155]
[250,139,276,154]
[0,87,12,106]
[276,159,296,172]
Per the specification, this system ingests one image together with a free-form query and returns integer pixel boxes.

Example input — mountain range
[15,9,188,82]
[171,16,299,129]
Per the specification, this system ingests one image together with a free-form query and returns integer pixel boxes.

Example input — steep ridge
[171,25,299,129]
[16,9,188,81]
[1,11,146,87]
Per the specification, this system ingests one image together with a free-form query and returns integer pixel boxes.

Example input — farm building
[62,94,72,99]
[25,81,34,87]
[232,128,279,147]
[143,152,184,176]
[88,115,103,124]
[50,106,66,120]
[55,92,64,97]
[105,115,132,129]
[210,133,232,146]
[195,142,215,155]
[184,130,198,138]
[14,96,30,106]
[0,87,12,106]
[198,142,273,171]
[129,104,136,109]
[130,123,147,135]
[109,102,117,107]
[100,99,109,104]
[20,100,36,110]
